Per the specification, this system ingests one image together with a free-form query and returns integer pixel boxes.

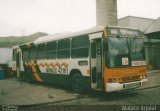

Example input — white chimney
[96,0,118,26]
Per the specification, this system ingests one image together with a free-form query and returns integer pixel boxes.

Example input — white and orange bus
[12,26,148,92]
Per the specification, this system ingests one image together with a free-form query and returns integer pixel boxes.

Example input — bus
[12,26,148,92]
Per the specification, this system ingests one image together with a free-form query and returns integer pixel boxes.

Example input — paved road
[24,70,160,111]
[47,70,160,105]
[0,70,160,111]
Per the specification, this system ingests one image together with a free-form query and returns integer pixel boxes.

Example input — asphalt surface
[0,70,160,111]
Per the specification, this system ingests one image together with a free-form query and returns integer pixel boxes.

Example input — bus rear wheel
[26,70,34,84]
[71,74,85,93]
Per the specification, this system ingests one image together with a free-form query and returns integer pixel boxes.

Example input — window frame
[71,35,89,58]
[46,41,57,59]
[57,38,71,59]
[37,43,46,60]
[29,45,37,60]
[22,48,29,61]
[13,49,17,61]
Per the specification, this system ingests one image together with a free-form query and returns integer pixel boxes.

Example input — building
[0,48,12,67]
[118,16,160,69]
[118,16,155,32]
[0,48,13,77]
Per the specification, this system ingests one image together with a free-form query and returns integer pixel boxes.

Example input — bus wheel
[71,74,84,93]
[26,71,34,84]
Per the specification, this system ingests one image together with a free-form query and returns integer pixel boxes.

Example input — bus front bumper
[105,79,148,92]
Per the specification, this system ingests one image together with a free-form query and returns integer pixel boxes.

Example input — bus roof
[34,26,106,45]
[12,42,33,49]
[109,25,138,30]
[12,26,140,47]
[12,45,20,49]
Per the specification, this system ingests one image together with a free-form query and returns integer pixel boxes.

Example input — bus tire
[71,73,85,93]
[26,70,34,84]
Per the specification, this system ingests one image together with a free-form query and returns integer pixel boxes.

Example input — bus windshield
[106,37,146,68]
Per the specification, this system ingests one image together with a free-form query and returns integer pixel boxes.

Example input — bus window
[22,48,29,61]
[30,46,37,60]
[46,41,57,59]
[37,44,46,59]
[131,38,145,61]
[71,35,89,58]
[107,37,146,68]
[91,42,96,58]
[57,38,70,58]
[13,49,17,61]
[108,37,129,67]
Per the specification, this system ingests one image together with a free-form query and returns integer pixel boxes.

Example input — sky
[0,0,160,36]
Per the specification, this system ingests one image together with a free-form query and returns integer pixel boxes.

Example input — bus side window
[37,44,46,59]
[30,46,37,60]
[91,42,96,58]
[13,49,17,61]
[71,35,89,58]
[22,48,29,61]
[57,38,70,58]
[46,41,57,59]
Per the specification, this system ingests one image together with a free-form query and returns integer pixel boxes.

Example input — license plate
[124,82,140,89]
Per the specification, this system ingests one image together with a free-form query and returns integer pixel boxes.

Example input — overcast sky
[0,0,160,36]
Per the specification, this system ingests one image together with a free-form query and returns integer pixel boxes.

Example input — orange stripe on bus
[62,63,69,67]
[36,62,69,68]
[31,64,43,82]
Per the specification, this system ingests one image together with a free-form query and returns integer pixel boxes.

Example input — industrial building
[0,48,12,79]
[118,16,160,69]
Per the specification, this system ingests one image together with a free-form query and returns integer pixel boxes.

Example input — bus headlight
[112,78,117,82]
[108,78,121,83]
[140,75,146,79]
[143,75,146,79]
[108,78,115,83]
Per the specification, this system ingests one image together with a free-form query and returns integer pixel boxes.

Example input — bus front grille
[121,75,140,82]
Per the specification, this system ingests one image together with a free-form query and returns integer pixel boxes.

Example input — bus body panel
[104,66,147,92]
[22,58,91,87]
[105,79,148,92]
[12,26,148,92]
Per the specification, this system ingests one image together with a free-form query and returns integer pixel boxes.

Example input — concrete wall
[96,0,118,26]
[0,48,12,67]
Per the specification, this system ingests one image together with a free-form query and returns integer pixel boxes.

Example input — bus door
[90,39,103,90]
[16,51,21,77]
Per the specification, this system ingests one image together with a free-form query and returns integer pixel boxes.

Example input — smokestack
[96,0,118,26]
